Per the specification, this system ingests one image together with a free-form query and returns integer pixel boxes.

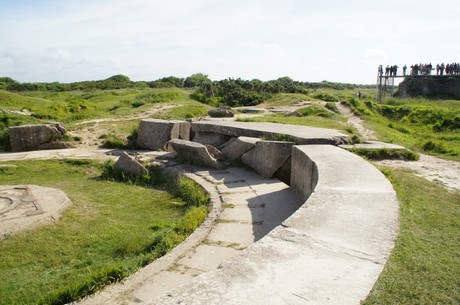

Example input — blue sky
[1,0,459,84]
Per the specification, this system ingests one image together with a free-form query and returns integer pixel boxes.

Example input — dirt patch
[70,104,176,148]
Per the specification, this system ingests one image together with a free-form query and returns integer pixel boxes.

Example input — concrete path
[77,166,302,305]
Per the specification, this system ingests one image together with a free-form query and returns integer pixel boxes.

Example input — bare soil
[69,104,175,148]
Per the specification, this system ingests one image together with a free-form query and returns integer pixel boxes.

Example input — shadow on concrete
[205,168,303,243]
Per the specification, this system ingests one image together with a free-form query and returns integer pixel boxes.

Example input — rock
[241,141,293,178]
[221,136,260,161]
[208,107,234,118]
[136,119,181,150]
[168,139,223,169]
[8,123,67,152]
[192,132,230,147]
[114,152,148,176]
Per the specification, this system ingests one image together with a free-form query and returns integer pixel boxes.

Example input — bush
[325,102,340,113]
[422,141,449,154]
[312,91,339,102]
[101,135,128,149]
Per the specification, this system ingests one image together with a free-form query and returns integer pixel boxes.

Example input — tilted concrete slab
[191,120,349,145]
[151,145,399,305]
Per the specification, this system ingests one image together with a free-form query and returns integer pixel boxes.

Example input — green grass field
[0,160,208,304]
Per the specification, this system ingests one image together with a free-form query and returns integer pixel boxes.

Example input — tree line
[0,73,374,107]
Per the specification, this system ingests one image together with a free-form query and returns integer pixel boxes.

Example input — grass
[236,112,349,132]
[150,102,209,120]
[0,159,209,304]
[343,96,460,161]
[0,88,205,150]
[363,168,460,305]
[348,147,420,161]
[259,93,312,107]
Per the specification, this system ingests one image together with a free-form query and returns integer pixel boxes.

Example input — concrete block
[241,141,293,179]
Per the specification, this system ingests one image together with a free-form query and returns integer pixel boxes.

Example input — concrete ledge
[191,120,349,145]
[152,145,399,305]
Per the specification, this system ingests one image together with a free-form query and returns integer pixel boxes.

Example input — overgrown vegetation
[363,168,460,305]
[0,159,209,304]
[342,96,460,160]
[348,147,420,161]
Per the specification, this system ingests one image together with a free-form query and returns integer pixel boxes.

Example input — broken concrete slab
[191,120,349,145]
[168,139,223,169]
[8,123,68,152]
[221,136,260,161]
[136,119,181,150]
[192,132,230,147]
[114,152,148,176]
[241,141,293,179]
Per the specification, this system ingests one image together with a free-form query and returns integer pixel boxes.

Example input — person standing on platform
[403,65,407,76]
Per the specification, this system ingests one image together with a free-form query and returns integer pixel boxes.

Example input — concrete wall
[398,75,460,98]
[290,146,318,201]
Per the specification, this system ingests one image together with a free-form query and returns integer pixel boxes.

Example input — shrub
[101,135,128,149]
[422,141,448,154]
[312,91,339,102]
[325,102,340,113]
[131,100,145,108]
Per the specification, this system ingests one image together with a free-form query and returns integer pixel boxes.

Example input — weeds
[349,148,420,161]
[262,133,295,142]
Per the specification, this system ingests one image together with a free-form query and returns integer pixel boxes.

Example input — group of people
[378,65,400,77]
[410,63,460,76]
[379,62,460,77]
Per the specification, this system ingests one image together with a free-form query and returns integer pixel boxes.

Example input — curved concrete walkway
[152,145,399,305]
[77,166,302,305]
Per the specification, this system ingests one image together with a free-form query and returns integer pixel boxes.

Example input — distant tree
[0,77,19,90]
[184,73,211,88]
[156,76,184,88]
[106,74,131,83]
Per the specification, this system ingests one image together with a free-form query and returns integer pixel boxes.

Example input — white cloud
[0,0,459,83]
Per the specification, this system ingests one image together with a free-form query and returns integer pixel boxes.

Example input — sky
[0,0,459,84]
